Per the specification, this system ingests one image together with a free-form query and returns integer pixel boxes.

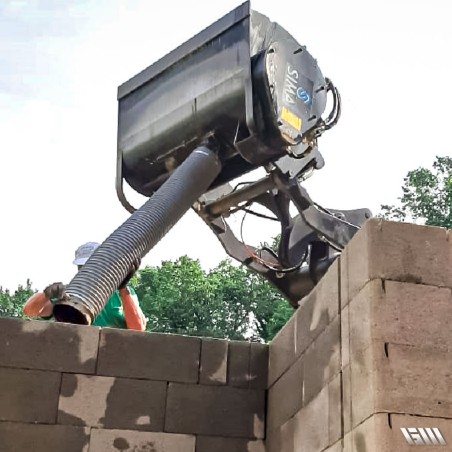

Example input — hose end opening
[53,298,93,325]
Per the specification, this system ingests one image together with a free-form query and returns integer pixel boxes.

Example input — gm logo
[401,427,446,446]
[296,87,311,105]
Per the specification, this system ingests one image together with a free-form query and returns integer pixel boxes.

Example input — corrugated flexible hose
[53,145,222,325]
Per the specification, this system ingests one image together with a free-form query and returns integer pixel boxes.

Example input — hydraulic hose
[53,145,222,325]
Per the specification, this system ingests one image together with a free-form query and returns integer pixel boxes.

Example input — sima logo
[283,64,312,105]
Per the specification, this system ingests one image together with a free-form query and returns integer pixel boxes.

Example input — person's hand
[118,257,141,290]
[43,282,65,301]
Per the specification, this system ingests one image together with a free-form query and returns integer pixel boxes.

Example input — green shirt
[48,287,139,329]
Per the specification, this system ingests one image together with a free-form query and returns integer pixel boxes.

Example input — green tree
[133,256,292,342]
[208,259,293,342]
[380,156,451,229]
[134,256,223,338]
[0,279,35,318]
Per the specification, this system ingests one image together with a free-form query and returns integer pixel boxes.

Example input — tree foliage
[380,156,451,229]
[0,280,35,318]
[133,256,292,342]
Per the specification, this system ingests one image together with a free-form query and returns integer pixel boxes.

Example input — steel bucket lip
[117,1,251,100]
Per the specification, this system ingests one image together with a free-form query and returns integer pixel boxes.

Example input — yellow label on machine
[281,107,302,131]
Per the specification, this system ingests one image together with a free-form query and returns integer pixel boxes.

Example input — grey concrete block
[58,373,167,431]
[165,383,265,439]
[0,422,90,452]
[97,328,201,383]
[199,338,228,386]
[0,367,61,424]
[0,317,99,373]
[89,428,195,452]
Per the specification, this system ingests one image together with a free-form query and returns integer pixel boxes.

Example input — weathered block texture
[267,375,341,452]
[249,343,269,390]
[348,279,452,357]
[267,312,296,387]
[89,428,195,452]
[343,276,452,431]
[97,328,201,382]
[302,316,340,406]
[267,316,340,433]
[227,341,269,390]
[199,338,228,386]
[196,436,266,452]
[350,340,452,428]
[341,219,452,307]
[0,316,266,451]
[0,367,61,424]
[0,317,99,373]
[0,422,90,452]
[268,259,339,387]
[165,383,265,438]
[58,373,167,431]
[324,442,342,452]
[267,356,303,433]
[228,340,251,388]
[267,220,452,452]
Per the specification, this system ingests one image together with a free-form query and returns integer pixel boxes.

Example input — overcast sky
[1,0,451,290]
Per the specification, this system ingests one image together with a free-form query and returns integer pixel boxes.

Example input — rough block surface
[349,279,452,359]
[267,356,303,433]
[89,428,195,452]
[228,340,250,388]
[267,313,296,387]
[350,340,452,428]
[268,221,452,451]
[165,383,265,438]
[302,316,341,406]
[196,436,266,452]
[0,367,60,424]
[0,317,99,373]
[97,328,201,383]
[199,338,228,386]
[58,373,167,431]
[0,422,90,452]
[249,343,268,390]
[296,259,340,356]
[267,375,342,452]
[268,259,339,388]
[341,219,451,306]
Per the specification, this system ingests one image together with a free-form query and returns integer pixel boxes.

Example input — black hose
[53,146,222,325]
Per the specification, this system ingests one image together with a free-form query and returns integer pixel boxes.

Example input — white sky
[0,0,451,291]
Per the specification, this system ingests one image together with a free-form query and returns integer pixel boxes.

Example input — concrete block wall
[266,255,342,452]
[0,318,267,451]
[0,219,451,451]
[266,219,452,452]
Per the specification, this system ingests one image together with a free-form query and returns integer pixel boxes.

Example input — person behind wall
[23,242,147,331]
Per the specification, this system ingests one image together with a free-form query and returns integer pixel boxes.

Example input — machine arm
[198,165,371,307]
